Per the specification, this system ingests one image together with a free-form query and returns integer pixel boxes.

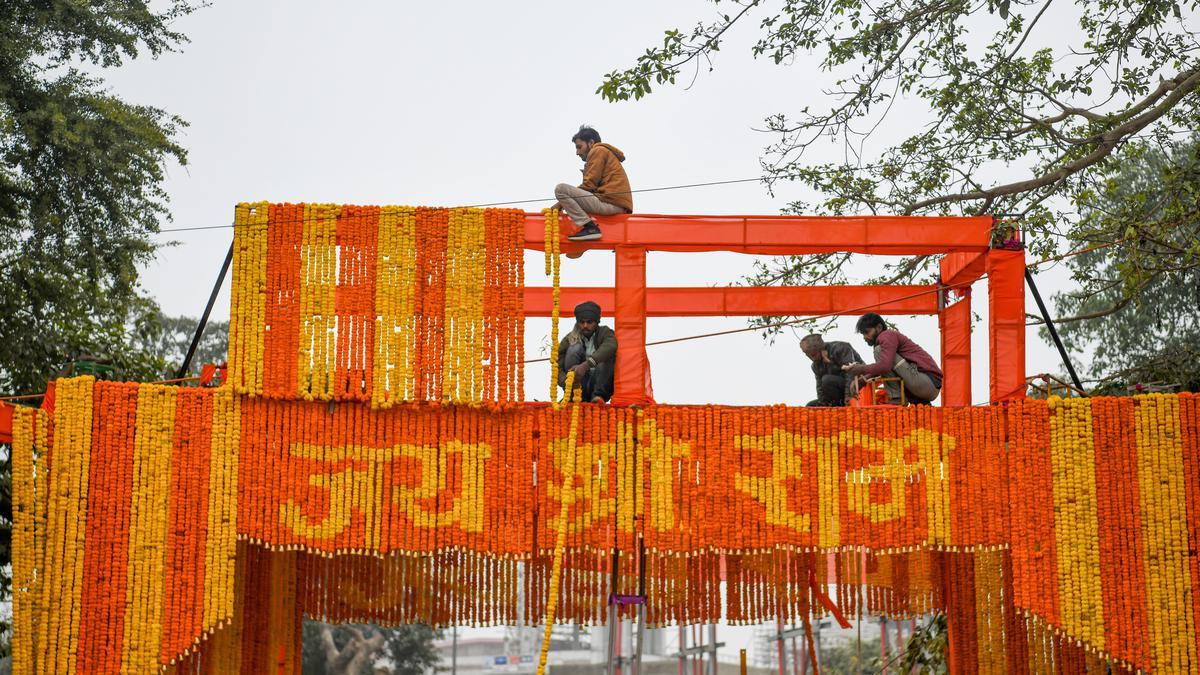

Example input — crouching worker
[800,334,865,407]
[558,301,617,403]
[844,313,943,405]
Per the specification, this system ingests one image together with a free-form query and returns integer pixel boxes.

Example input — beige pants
[874,345,941,404]
[554,183,625,227]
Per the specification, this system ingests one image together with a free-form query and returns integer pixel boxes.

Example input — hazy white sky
[108,1,1075,401]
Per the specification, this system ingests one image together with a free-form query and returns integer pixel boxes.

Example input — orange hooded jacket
[579,143,633,213]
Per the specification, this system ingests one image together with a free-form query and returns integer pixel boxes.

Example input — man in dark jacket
[844,313,943,405]
[800,334,866,406]
[555,126,633,243]
[557,301,617,403]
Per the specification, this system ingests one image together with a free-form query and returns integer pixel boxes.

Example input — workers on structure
[800,333,866,407]
[843,313,943,405]
[558,301,617,403]
[555,126,633,242]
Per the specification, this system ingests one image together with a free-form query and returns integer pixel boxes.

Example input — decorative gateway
[6,204,1200,674]
[9,380,1200,672]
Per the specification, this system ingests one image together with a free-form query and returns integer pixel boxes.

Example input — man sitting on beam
[554,125,633,242]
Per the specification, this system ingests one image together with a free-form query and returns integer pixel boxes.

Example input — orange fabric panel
[938,292,972,406]
[525,285,938,317]
[940,251,988,286]
[524,287,617,316]
[0,403,11,444]
[612,246,653,405]
[987,250,1026,401]
[528,213,993,255]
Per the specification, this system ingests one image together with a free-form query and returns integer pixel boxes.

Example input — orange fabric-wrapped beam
[938,290,972,407]
[525,213,994,255]
[940,250,989,287]
[612,246,654,405]
[13,381,1200,672]
[524,285,940,317]
[987,249,1026,402]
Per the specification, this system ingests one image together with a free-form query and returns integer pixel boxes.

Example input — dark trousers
[561,343,614,402]
[806,373,849,407]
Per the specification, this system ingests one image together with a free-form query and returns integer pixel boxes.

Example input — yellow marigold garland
[371,206,418,407]
[10,406,36,675]
[536,371,579,675]
[443,208,488,403]
[228,202,269,396]
[543,208,562,404]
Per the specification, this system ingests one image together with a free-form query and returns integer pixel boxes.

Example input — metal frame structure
[523,212,1026,406]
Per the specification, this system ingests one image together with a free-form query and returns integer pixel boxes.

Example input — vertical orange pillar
[986,250,1026,402]
[938,288,972,407]
[612,246,654,405]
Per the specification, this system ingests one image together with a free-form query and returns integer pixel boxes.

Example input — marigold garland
[9,384,1200,673]
[536,372,579,675]
[228,203,526,405]
[544,208,562,404]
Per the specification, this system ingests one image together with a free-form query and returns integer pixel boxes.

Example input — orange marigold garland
[16,375,1200,670]
[232,203,527,405]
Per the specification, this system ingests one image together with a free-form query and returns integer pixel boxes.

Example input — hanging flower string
[227,203,526,405]
[7,380,1200,673]
[536,371,580,675]
[543,208,562,405]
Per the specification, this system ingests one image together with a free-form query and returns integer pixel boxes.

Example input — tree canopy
[0,0,201,394]
[1049,138,1200,393]
[0,2,206,654]
[597,0,1199,322]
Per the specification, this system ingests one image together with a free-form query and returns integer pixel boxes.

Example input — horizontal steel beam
[524,285,940,317]
[525,212,993,255]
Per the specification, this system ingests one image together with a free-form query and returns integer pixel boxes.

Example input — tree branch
[902,67,1200,213]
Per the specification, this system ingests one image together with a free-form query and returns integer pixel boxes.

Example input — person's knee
[554,183,575,199]
[563,344,586,367]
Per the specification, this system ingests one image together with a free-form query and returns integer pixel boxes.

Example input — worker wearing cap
[557,301,617,403]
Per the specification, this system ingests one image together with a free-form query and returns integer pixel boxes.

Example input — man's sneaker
[567,222,602,242]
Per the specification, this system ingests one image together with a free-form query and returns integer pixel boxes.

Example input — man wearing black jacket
[558,301,617,403]
[800,334,865,406]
